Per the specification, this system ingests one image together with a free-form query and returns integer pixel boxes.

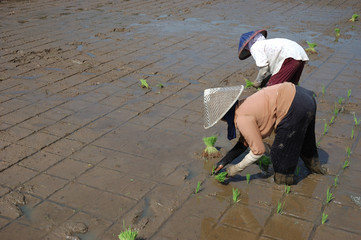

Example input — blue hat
[238,29,267,60]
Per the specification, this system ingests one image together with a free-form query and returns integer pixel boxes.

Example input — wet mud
[0,0,361,239]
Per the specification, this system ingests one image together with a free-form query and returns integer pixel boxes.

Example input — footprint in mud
[0,190,26,219]
[53,221,88,240]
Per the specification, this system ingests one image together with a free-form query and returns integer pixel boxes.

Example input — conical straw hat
[203,85,244,129]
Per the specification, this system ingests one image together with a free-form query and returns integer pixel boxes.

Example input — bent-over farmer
[203,82,326,185]
[238,29,309,88]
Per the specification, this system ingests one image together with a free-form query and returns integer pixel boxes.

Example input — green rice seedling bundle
[322,212,328,224]
[214,171,228,183]
[118,225,138,240]
[326,187,334,204]
[258,155,271,171]
[305,41,317,54]
[140,79,150,89]
[246,174,250,184]
[244,78,253,89]
[285,185,291,194]
[349,14,359,22]
[232,188,241,203]
[277,201,284,214]
[195,181,201,194]
[202,136,221,158]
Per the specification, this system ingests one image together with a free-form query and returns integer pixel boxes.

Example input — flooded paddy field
[0,0,361,239]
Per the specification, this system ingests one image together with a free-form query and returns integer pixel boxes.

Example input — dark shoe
[301,155,327,174]
[274,173,294,185]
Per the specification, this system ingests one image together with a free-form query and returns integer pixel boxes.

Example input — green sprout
[349,14,359,22]
[195,181,201,194]
[353,113,360,126]
[333,104,339,117]
[214,171,228,183]
[277,200,284,214]
[347,89,352,100]
[321,85,325,96]
[305,41,317,54]
[329,116,335,125]
[343,159,350,169]
[337,97,344,105]
[140,79,150,89]
[346,146,352,158]
[258,155,271,171]
[295,166,300,176]
[334,175,338,187]
[323,122,329,135]
[202,136,221,158]
[334,28,340,42]
[326,187,334,204]
[118,223,138,240]
[285,185,291,194]
[246,173,251,184]
[244,78,254,89]
[322,212,328,224]
[156,83,164,88]
[351,127,354,139]
[232,188,241,203]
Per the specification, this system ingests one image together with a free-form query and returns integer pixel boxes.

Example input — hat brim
[238,29,267,60]
[204,85,244,129]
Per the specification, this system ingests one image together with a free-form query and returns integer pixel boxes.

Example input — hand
[252,80,261,88]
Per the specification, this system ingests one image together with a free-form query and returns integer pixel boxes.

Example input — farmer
[238,29,309,88]
[203,82,326,185]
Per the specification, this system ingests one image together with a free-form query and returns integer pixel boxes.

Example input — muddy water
[1,0,361,239]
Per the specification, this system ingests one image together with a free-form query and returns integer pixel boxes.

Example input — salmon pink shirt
[235,82,296,155]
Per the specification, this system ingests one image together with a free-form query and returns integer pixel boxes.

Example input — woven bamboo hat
[203,85,244,129]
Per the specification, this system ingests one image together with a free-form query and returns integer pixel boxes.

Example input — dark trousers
[271,86,317,174]
[268,58,305,86]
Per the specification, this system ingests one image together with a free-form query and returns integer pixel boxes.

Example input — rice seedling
[305,41,317,54]
[118,224,138,240]
[345,147,351,158]
[211,165,216,175]
[140,79,150,89]
[326,187,334,204]
[244,78,254,89]
[322,212,328,224]
[349,14,359,22]
[334,28,340,42]
[343,159,350,169]
[323,122,329,135]
[295,166,300,176]
[258,155,271,171]
[351,127,354,139]
[214,171,228,183]
[246,173,251,184]
[347,89,352,100]
[334,175,338,187]
[337,97,344,105]
[202,136,221,158]
[285,185,291,194]
[353,113,360,126]
[329,116,335,125]
[333,104,339,117]
[156,83,164,88]
[277,200,284,214]
[195,181,201,194]
[232,188,241,203]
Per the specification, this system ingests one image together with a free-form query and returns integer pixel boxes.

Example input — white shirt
[250,38,309,75]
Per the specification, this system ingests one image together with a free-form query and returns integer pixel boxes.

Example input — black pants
[271,86,317,174]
